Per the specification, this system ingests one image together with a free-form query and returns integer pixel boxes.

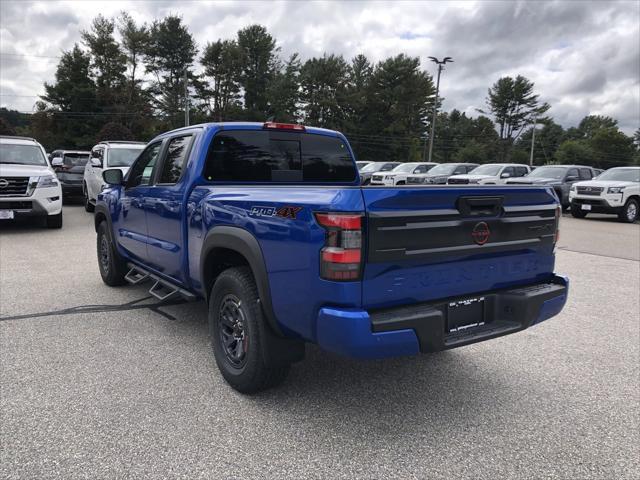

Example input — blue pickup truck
[95,122,569,393]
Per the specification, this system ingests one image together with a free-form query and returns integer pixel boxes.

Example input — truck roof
[0,135,38,145]
[151,122,343,142]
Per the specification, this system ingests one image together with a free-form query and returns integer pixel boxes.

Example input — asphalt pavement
[1,205,639,479]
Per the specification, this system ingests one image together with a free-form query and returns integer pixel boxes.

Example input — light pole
[424,56,453,163]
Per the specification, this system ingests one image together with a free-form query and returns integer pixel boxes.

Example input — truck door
[142,133,195,283]
[116,141,163,262]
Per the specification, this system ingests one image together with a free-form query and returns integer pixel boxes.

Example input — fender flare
[94,203,111,232]
[200,226,283,336]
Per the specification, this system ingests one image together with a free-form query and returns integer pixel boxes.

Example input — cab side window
[515,166,529,177]
[502,167,515,177]
[453,165,467,175]
[127,142,162,188]
[579,168,592,180]
[158,135,193,184]
[566,168,579,180]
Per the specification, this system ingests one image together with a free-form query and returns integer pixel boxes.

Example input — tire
[570,205,588,218]
[96,221,127,286]
[46,212,63,229]
[619,198,639,223]
[209,266,290,394]
[84,183,94,212]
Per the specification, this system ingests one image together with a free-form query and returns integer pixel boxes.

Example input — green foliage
[483,75,549,160]
[554,140,596,165]
[299,54,350,129]
[198,39,243,121]
[237,25,278,118]
[1,15,632,168]
[0,117,16,135]
[96,122,134,143]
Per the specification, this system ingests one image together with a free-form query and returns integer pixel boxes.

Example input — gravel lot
[1,205,639,479]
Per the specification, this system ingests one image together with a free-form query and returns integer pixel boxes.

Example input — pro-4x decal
[250,205,302,219]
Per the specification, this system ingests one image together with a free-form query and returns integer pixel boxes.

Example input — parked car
[569,166,640,222]
[50,149,90,199]
[83,140,145,212]
[94,121,568,393]
[593,168,604,177]
[407,163,479,185]
[448,163,531,185]
[359,161,401,185]
[356,161,373,171]
[506,165,596,208]
[370,162,438,186]
[0,135,63,228]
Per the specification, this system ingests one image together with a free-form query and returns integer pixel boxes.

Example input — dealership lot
[1,206,639,479]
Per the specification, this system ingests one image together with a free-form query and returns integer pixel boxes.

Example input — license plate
[581,204,592,211]
[0,210,14,219]
[447,297,485,333]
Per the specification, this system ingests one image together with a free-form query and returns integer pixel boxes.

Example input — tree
[299,54,350,129]
[118,12,150,103]
[589,127,635,168]
[198,40,243,121]
[356,54,434,162]
[145,15,198,128]
[554,140,596,165]
[343,54,373,136]
[96,122,134,142]
[237,25,278,118]
[0,117,16,135]
[482,75,549,160]
[516,120,565,165]
[81,15,127,99]
[267,53,301,122]
[577,115,617,139]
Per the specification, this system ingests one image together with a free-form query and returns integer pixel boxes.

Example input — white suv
[370,162,438,186]
[83,141,145,212]
[569,166,640,223]
[448,163,531,185]
[0,136,63,228]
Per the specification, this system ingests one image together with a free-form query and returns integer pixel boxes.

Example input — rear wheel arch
[201,227,282,336]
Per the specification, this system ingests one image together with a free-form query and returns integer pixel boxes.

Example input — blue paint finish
[316,308,420,358]
[97,121,570,359]
[532,275,569,326]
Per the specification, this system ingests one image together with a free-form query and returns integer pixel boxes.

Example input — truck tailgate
[361,186,559,309]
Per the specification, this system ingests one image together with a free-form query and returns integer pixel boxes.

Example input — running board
[125,263,197,302]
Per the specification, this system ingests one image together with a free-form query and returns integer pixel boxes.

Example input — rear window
[204,130,356,183]
[63,153,89,166]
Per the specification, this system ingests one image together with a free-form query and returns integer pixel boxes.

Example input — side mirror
[102,169,123,186]
[501,172,511,178]
[90,157,102,168]
[566,175,578,182]
[51,157,63,167]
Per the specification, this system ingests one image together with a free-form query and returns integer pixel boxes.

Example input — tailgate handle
[457,196,504,217]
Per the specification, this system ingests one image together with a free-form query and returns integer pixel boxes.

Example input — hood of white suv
[449,174,495,181]
[0,163,54,178]
[574,180,637,188]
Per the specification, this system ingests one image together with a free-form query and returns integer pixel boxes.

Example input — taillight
[315,213,363,281]
[263,122,305,131]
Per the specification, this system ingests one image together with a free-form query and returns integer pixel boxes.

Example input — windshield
[0,144,47,166]
[392,163,419,173]
[597,168,640,182]
[380,162,399,172]
[426,164,457,175]
[527,166,566,179]
[63,153,90,167]
[469,164,502,176]
[107,148,143,167]
[356,162,370,171]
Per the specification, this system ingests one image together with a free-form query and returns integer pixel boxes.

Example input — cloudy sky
[1,0,638,133]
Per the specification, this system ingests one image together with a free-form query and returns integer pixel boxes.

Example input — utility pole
[529,114,538,166]
[184,69,190,127]
[425,56,453,163]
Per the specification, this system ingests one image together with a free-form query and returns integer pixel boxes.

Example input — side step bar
[125,263,197,302]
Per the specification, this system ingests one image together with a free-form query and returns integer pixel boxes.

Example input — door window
[453,166,467,174]
[514,166,529,177]
[579,168,592,180]
[566,168,579,180]
[502,167,515,177]
[127,142,162,188]
[158,135,193,184]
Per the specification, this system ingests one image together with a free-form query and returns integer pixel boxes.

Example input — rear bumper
[316,275,569,359]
